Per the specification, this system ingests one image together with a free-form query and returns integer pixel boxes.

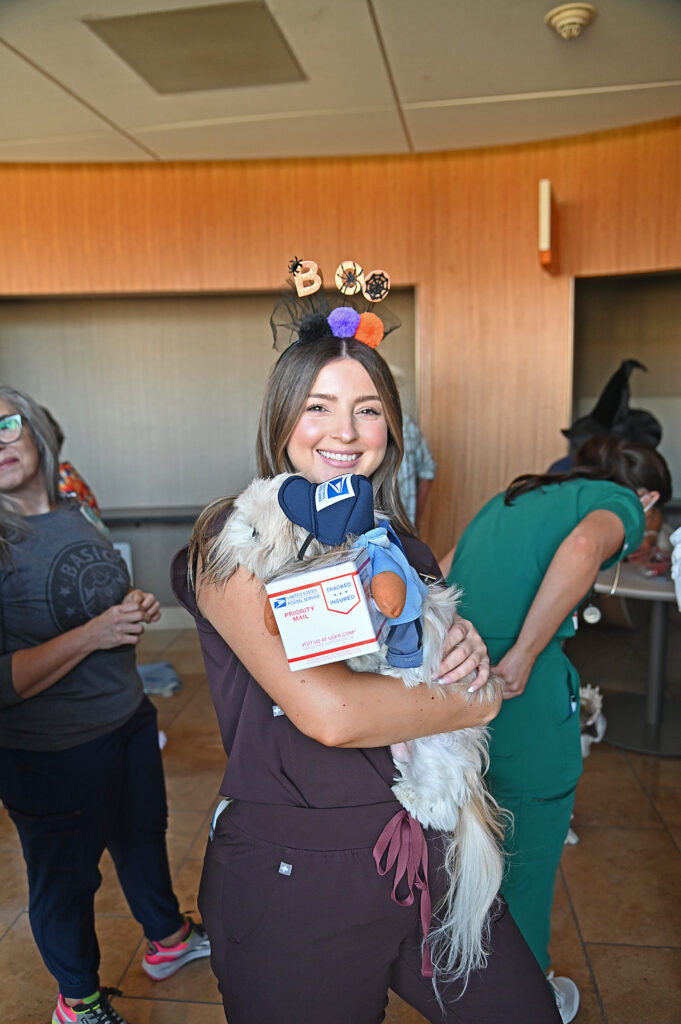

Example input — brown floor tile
[168,685,223,729]
[166,809,209,875]
[550,871,603,1023]
[0,850,28,935]
[573,744,662,829]
[111,997,226,1023]
[0,913,60,1023]
[162,756,223,815]
[626,751,681,791]
[160,692,225,813]
[97,916,149,990]
[185,810,213,861]
[0,806,22,851]
[170,858,205,917]
[94,850,131,916]
[385,990,428,1023]
[647,785,681,828]
[157,652,207,676]
[587,944,681,1024]
[165,631,203,654]
[155,706,184,736]
[560,826,681,947]
[136,636,175,660]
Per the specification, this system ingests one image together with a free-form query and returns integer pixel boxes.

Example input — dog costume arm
[198,566,500,747]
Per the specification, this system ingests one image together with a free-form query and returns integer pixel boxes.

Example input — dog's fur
[208,474,505,988]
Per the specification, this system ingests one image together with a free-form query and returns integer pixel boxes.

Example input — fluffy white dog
[207,473,505,988]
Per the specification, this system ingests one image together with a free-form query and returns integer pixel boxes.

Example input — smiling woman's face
[0,398,42,499]
[285,357,388,484]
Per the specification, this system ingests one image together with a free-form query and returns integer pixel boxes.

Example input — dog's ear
[278,474,375,546]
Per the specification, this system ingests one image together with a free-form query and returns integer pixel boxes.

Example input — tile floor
[1,605,679,1024]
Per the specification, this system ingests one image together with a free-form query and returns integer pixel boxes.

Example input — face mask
[641,496,658,514]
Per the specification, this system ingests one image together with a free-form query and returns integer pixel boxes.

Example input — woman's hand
[123,588,161,623]
[12,599,149,702]
[435,615,491,690]
[83,603,146,649]
[492,644,536,700]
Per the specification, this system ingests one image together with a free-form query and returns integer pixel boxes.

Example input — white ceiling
[0,0,680,163]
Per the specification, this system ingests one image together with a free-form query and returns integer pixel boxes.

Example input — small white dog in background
[207,473,505,989]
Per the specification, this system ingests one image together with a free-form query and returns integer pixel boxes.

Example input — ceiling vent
[84,1,306,94]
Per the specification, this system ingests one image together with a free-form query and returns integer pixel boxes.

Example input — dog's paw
[392,782,460,832]
[391,781,420,817]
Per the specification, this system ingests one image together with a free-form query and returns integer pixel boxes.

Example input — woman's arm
[198,567,501,749]
[10,602,149,702]
[439,546,455,580]
[494,509,626,699]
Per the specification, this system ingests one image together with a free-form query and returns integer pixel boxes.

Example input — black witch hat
[562,359,662,450]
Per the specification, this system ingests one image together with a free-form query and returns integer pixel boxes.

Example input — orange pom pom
[354,312,384,348]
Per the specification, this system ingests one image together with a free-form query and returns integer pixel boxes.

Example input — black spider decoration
[342,268,359,289]
[288,257,303,276]
[364,271,390,302]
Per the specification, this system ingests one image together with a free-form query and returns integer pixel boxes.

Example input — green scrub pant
[486,640,582,973]
[492,783,576,971]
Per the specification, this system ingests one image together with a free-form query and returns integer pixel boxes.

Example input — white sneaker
[547,971,580,1023]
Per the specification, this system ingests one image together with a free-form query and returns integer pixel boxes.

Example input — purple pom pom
[327,307,361,338]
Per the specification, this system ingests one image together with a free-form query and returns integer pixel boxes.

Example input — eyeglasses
[0,413,23,445]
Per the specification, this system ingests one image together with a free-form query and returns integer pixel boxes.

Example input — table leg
[646,600,668,727]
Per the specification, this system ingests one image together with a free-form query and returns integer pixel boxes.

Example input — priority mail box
[265,548,388,670]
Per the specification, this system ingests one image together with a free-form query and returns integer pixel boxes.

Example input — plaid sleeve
[415,434,437,479]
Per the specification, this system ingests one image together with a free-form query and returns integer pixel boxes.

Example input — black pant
[199,800,560,1024]
[0,697,183,999]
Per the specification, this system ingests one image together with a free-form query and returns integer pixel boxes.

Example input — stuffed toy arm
[358,527,428,625]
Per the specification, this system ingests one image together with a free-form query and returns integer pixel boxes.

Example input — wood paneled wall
[1,116,680,556]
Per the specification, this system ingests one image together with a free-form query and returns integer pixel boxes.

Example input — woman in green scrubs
[441,436,672,1023]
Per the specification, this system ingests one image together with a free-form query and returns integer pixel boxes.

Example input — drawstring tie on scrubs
[373,808,433,978]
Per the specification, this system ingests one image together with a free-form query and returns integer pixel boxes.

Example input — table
[594,562,680,756]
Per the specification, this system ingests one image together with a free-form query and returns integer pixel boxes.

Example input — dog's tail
[428,783,506,992]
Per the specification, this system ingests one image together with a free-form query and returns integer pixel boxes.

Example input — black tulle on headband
[269,259,401,353]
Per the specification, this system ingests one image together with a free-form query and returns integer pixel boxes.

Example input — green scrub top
[448,478,644,796]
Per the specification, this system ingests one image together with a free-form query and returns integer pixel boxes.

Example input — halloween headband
[270,258,400,352]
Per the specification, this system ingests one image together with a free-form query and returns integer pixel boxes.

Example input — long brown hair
[190,336,413,579]
[0,386,62,565]
[505,436,672,506]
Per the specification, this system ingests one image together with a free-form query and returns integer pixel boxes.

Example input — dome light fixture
[545,3,597,39]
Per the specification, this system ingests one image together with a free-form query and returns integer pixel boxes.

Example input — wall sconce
[539,179,559,274]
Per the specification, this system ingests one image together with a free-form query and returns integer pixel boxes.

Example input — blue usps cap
[278,474,375,547]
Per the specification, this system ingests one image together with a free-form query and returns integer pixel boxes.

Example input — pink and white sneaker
[142,917,210,981]
[52,989,129,1024]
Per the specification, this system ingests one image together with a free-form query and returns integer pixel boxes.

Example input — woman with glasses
[0,386,210,1024]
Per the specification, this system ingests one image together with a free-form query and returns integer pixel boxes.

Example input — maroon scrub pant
[199,800,560,1024]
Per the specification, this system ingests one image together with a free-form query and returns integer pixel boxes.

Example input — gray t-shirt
[0,502,143,751]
